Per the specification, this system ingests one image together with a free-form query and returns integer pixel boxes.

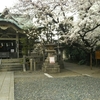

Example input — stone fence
[23,53,43,72]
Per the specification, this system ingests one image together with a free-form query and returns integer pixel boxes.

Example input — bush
[64,45,90,64]
[78,60,86,65]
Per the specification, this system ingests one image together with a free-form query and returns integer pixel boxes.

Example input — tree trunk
[90,52,92,70]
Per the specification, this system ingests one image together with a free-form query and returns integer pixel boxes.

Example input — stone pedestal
[42,44,60,73]
[42,63,60,73]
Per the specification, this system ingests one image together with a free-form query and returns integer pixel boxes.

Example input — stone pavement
[14,64,100,100]
[64,62,100,78]
[0,62,100,100]
[0,72,14,100]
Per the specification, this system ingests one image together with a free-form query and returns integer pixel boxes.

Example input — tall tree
[10,0,100,66]
[10,0,78,43]
[61,0,100,68]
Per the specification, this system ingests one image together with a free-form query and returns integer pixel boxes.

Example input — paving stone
[0,72,14,100]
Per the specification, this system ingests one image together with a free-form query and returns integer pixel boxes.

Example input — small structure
[42,44,60,73]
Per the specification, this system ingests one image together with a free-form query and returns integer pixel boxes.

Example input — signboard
[49,57,55,63]
[11,49,14,53]
[95,51,100,59]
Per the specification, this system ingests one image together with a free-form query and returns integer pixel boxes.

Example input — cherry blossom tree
[9,0,100,66]
[10,0,78,43]
[10,0,100,47]
[64,0,100,48]
[61,0,100,68]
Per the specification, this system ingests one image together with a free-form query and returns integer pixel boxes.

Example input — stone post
[34,59,36,71]
[23,55,26,72]
[30,59,33,71]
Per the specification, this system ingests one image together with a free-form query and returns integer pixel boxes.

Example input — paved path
[64,62,100,77]
[0,72,14,100]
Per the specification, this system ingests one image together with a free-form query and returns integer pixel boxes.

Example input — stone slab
[0,72,14,100]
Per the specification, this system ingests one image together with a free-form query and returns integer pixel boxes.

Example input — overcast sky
[0,0,18,12]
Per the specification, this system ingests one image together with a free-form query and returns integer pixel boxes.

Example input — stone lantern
[42,43,60,73]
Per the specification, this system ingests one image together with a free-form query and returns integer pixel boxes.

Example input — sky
[0,0,18,12]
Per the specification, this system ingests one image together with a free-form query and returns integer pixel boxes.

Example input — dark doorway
[0,40,17,58]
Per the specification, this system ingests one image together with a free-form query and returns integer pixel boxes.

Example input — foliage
[20,37,35,55]
[10,0,100,48]
[20,37,28,55]
[95,44,100,51]
[62,0,100,53]
[10,0,77,43]
[64,44,90,64]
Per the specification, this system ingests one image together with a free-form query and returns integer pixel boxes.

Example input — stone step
[43,63,60,67]
[42,62,60,73]
[0,58,23,71]
[0,66,23,71]
[0,68,23,72]
[0,65,22,67]
[1,63,22,66]
[0,58,23,63]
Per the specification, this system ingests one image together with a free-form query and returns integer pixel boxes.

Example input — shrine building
[0,8,26,58]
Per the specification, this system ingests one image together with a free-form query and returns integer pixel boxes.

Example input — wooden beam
[0,38,17,40]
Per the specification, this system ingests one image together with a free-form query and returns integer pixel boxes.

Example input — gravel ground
[14,72,100,100]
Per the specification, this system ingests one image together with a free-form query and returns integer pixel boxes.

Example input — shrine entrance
[0,40,16,58]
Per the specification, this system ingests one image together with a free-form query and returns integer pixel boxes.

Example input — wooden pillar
[16,34,19,58]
